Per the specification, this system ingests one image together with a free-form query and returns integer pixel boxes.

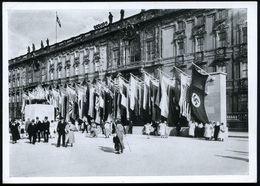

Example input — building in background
[8,9,247,131]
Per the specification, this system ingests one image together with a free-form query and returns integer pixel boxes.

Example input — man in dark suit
[56,117,66,147]
[27,119,37,144]
[35,117,42,142]
[43,116,50,143]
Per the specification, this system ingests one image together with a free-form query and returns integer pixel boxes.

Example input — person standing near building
[65,122,75,147]
[25,118,31,137]
[20,119,26,139]
[204,122,211,140]
[10,119,20,144]
[213,121,220,141]
[144,122,152,139]
[198,123,204,138]
[27,119,37,144]
[112,120,125,154]
[159,120,167,138]
[128,120,133,134]
[43,116,50,143]
[56,117,67,147]
[104,121,112,138]
[218,122,226,141]
[188,121,196,137]
[49,120,55,138]
[35,117,42,142]
[90,120,98,138]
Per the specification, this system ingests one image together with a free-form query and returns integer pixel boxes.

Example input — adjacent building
[8,9,248,130]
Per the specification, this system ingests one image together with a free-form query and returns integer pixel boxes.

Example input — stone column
[205,72,227,126]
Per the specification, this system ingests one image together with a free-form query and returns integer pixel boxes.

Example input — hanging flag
[190,65,209,124]
[159,73,174,118]
[59,87,67,118]
[21,93,29,114]
[178,73,191,120]
[76,84,85,119]
[150,79,160,121]
[88,86,95,118]
[143,73,151,110]
[56,13,61,28]
[130,75,138,111]
[118,76,128,108]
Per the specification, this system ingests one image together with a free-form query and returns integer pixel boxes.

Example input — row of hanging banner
[21,65,210,125]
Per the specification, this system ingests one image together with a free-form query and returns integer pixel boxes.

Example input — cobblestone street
[9,132,249,177]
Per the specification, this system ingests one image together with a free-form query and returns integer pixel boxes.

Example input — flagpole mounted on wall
[55,11,62,44]
[55,11,57,44]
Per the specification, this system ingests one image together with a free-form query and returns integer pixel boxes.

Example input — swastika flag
[190,65,209,124]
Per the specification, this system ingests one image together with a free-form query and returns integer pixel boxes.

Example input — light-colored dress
[188,122,195,137]
[144,123,152,135]
[66,124,75,144]
[104,123,111,137]
[204,123,211,138]
[159,123,167,136]
[49,122,56,138]
[218,125,225,140]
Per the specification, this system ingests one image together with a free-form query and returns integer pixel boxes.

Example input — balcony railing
[227,112,248,122]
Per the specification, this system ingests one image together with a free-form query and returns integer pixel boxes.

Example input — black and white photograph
[2,2,257,183]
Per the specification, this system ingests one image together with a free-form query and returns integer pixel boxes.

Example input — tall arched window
[129,36,141,63]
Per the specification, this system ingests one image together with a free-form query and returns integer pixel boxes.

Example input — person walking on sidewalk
[65,122,75,147]
[43,116,50,143]
[10,119,20,144]
[56,117,67,147]
[112,120,125,154]
[27,119,37,144]
[218,122,226,141]
[35,117,42,143]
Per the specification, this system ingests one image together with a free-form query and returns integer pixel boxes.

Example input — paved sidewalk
[9,132,248,177]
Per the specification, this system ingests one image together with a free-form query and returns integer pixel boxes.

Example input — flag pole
[192,62,213,78]
[118,73,129,83]
[130,73,144,83]
[141,69,159,82]
[157,69,175,80]
[55,11,57,44]
[173,66,191,78]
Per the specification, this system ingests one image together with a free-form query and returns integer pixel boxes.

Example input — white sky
[8,9,141,59]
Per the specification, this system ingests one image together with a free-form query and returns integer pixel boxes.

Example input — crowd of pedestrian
[9,115,226,156]
[188,121,226,141]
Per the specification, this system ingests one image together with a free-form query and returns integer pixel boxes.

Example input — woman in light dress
[159,121,167,138]
[188,121,196,137]
[49,120,56,138]
[144,123,153,139]
[65,122,75,147]
[104,121,112,138]
[218,122,226,141]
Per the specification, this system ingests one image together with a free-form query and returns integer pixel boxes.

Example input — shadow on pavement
[99,146,114,153]
[215,155,249,162]
[227,150,248,154]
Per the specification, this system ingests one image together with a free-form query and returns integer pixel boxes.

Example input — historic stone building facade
[8,9,247,130]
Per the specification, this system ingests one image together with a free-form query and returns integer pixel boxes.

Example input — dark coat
[10,123,20,141]
[42,120,50,132]
[57,121,66,134]
[35,120,43,132]
[214,125,220,139]
[27,123,37,135]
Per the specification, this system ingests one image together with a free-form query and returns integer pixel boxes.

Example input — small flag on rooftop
[56,13,61,28]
